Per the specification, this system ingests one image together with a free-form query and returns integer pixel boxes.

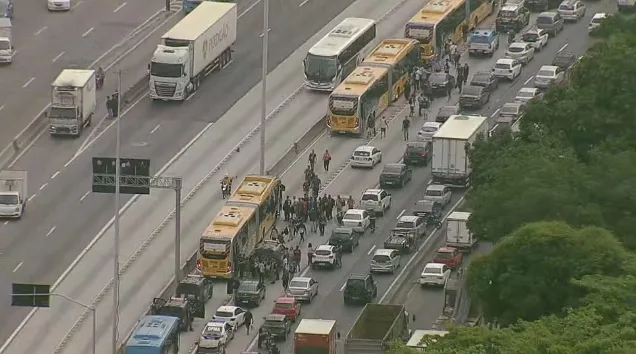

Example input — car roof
[355,145,375,152]
[291,277,312,282]
[316,244,335,250]
[275,296,295,303]
[427,184,446,191]
[363,188,383,195]
[424,262,446,269]
[539,65,559,72]
[592,12,607,19]
[374,248,396,256]
[438,247,457,252]
[423,122,442,128]
[345,208,365,214]
[348,273,369,280]
[385,163,404,168]
[519,87,538,93]
[496,58,515,64]
[265,313,287,321]
[502,102,522,110]
[501,4,521,10]
[439,105,460,113]
[217,305,240,312]
[398,215,419,222]
[509,42,528,48]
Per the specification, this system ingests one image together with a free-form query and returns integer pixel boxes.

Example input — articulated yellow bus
[405,0,495,62]
[362,38,420,101]
[198,175,282,279]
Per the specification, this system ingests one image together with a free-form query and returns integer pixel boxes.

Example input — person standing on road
[318,213,326,236]
[308,150,317,171]
[380,117,388,138]
[106,96,114,119]
[282,270,290,292]
[402,116,411,141]
[323,150,331,172]
[244,310,253,335]
[463,63,469,85]
[307,243,314,266]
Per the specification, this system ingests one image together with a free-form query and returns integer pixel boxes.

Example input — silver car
[423,184,452,207]
[287,277,319,302]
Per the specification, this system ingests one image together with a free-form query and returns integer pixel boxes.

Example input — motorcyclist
[507,30,515,45]
[258,327,269,348]
[221,174,233,198]
[369,212,376,232]
[96,66,105,89]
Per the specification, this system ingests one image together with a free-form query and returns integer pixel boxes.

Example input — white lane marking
[81,27,94,38]
[378,196,465,303]
[12,262,23,273]
[34,26,47,36]
[259,28,272,38]
[367,244,376,255]
[491,108,500,118]
[524,76,533,85]
[39,183,48,191]
[0,104,5,113]
[238,0,261,17]
[71,0,83,9]
[3,221,8,225]
[52,51,65,62]
[558,44,568,52]
[339,281,347,292]
[27,194,36,202]
[46,226,56,237]
[22,78,35,88]
[80,191,91,202]
[396,209,406,220]
[299,0,311,6]
[51,171,60,179]
[299,266,310,277]
[113,2,127,12]
[149,124,161,134]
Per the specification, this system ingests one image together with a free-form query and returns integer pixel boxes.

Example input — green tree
[466,221,629,325]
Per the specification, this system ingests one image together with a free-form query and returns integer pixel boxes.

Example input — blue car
[0,0,13,19]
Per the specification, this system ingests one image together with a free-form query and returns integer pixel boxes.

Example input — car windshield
[518,91,534,98]
[591,17,603,24]
[215,311,233,318]
[275,302,292,309]
[344,213,361,220]
[346,278,365,288]
[508,46,524,53]
[265,319,286,328]
[522,32,539,41]
[373,255,391,263]
[238,282,259,292]
[429,73,447,84]
[289,280,308,288]
[361,194,378,201]
[537,70,554,77]
[501,105,519,114]
[495,63,511,69]
[499,10,516,18]
[203,325,223,336]
[461,86,481,96]
[436,251,454,259]
[559,4,574,10]
[472,74,489,83]
[426,189,443,197]
[396,221,414,228]
[421,125,438,132]
[353,150,370,157]
[382,165,402,173]
[0,195,18,204]
[469,34,492,43]
[315,249,332,256]
[424,267,442,274]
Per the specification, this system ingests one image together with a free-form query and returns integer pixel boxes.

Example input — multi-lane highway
[0,0,428,352]
[0,0,179,145]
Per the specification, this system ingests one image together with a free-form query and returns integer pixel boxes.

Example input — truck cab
[0,170,27,219]
[48,69,96,136]
[0,18,13,64]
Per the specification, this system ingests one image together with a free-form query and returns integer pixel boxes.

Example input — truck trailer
[0,170,27,219]
[345,303,410,353]
[0,18,13,64]
[446,211,477,250]
[431,115,488,187]
[48,69,96,136]
[149,1,237,101]
[294,319,336,354]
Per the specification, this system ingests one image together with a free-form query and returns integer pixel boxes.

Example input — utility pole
[259,0,270,175]
[113,70,122,354]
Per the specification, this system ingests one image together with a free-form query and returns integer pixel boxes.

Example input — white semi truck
[431,115,488,187]
[0,170,27,219]
[0,18,13,64]
[149,1,237,101]
[48,69,96,137]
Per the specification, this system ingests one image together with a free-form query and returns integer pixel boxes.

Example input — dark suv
[436,105,460,123]
[329,227,359,253]
[343,273,377,305]
[496,4,530,32]
[379,163,412,188]
[235,280,266,306]
[403,141,431,166]
[459,85,491,109]
[470,71,499,92]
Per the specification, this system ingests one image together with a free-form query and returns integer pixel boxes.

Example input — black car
[552,52,576,70]
[379,163,412,188]
[436,105,460,123]
[459,85,491,109]
[343,273,377,305]
[260,314,291,341]
[403,141,431,166]
[235,280,266,306]
[469,71,499,92]
[329,227,359,252]
[427,72,455,96]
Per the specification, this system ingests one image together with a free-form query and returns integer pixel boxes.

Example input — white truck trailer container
[47,69,96,136]
[149,2,237,101]
[0,170,27,219]
[431,115,488,187]
[446,211,476,250]
[0,18,13,64]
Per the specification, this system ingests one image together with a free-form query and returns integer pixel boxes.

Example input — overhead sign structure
[91,157,151,194]
[11,283,51,308]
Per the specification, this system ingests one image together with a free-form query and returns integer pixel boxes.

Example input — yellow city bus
[328,65,390,135]
[405,0,495,62]
[362,38,421,101]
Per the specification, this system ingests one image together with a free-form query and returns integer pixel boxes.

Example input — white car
[514,87,542,104]
[423,184,452,207]
[47,0,71,11]
[351,145,382,168]
[589,13,608,33]
[360,188,392,215]
[198,320,235,351]
[492,58,522,80]
[505,0,525,7]
[212,306,246,330]
[288,276,319,302]
[342,209,370,233]
[417,122,442,142]
[521,28,549,51]
[312,245,339,268]
[557,0,586,22]
[505,42,535,65]
[370,249,401,274]
[419,263,451,287]
[534,65,565,89]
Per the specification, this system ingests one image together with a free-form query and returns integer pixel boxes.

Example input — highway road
[0,0,179,146]
[0,0,429,352]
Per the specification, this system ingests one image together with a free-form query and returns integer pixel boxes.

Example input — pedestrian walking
[244,310,254,334]
[307,243,314,266]
[404,82,411,101]
[417,94,427,117]
[409,96,415,117]
[323,150,331,172]
[446,80,453,100]
[106,96,114,119]
[463,63,469,84]
[112,91,120,118]
[258,261,265,283]
[318,214,326,236]
[282,271,289,292]
[380,117,388,138]
[402,116,410,141]
[308,150,317,171]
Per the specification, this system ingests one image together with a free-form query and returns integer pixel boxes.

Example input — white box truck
[0,18,13,64]
[149,2,237,101]
[446,211,476,250]
[0,170,27,219]
[47,69,96,137]
[431,115,488,187]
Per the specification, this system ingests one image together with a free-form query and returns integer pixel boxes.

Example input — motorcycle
[369,217,376,233]
[221,181,230,199]
[507,31,515,45]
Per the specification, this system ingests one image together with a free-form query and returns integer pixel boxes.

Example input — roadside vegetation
[388,14,636,353]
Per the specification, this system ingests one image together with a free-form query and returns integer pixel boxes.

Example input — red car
[272,296,301,322]
[433,247,463,269]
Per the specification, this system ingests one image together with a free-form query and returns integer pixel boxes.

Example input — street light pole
[53,293,97,354]
[259,0,269,175]
[112,70,122,354]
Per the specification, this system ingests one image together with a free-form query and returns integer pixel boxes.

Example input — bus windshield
[405,24,434,44]
[304,54,338,82]
[329,95,358,116]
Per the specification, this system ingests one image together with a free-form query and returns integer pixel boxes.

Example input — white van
[0,18,13,64]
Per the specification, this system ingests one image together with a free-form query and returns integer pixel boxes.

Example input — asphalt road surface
[0,0,427,352]
[0,0,176,146]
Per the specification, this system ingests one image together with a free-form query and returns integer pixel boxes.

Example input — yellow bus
[362,38,420,101]
[328,65,389,135]
[405,0,495,62]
